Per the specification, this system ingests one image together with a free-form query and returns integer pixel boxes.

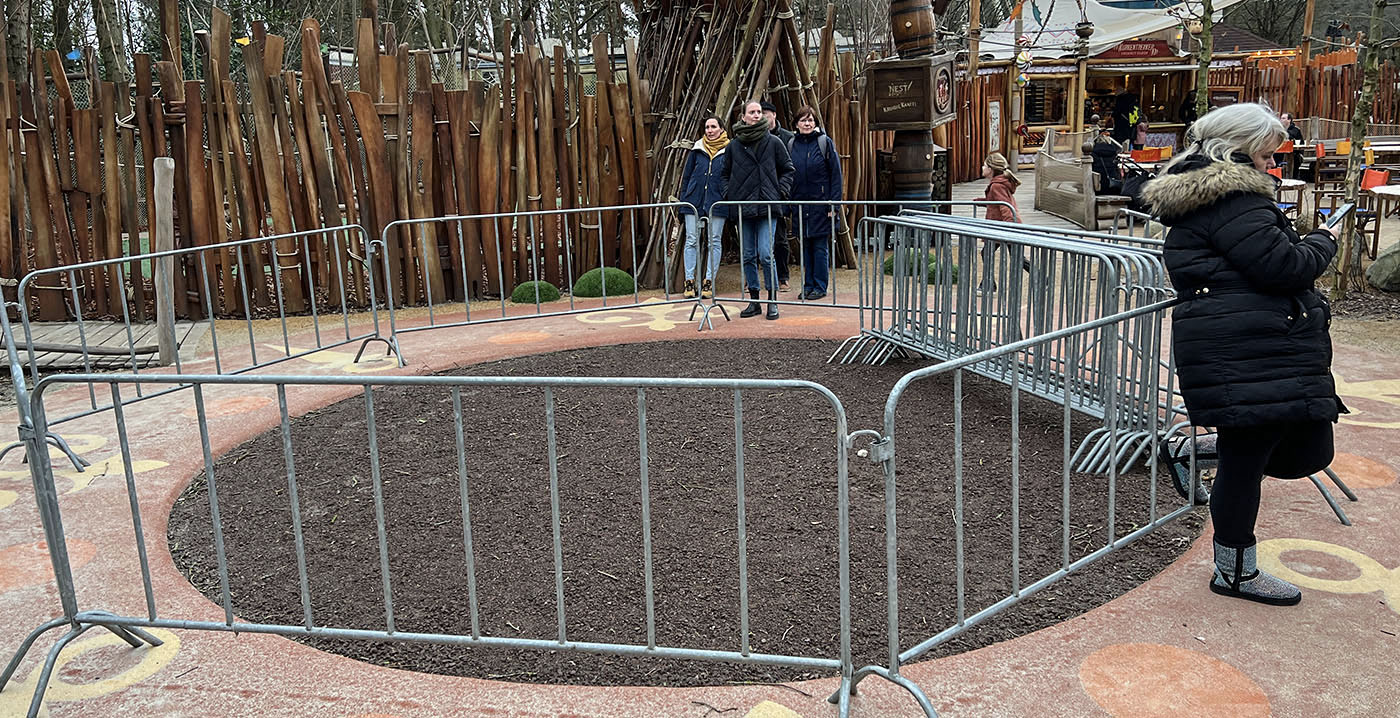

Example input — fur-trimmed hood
[1140,158,1278,221]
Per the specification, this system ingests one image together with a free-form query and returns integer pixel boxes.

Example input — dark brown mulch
[168,339,1203,687]
[1330,285,1400,320]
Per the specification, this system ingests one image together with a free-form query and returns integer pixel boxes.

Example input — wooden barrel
[891,130,935,201]
[890,0,938,59]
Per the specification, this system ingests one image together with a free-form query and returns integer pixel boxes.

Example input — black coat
[787,130,843,238]
[1141,156,1344,428]
[677,141,728,217]
[720,132,794,219]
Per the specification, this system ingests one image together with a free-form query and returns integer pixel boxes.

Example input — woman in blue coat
[786,106,843,300]
[677,115,729,299]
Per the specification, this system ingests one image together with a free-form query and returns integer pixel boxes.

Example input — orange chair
[1278,140,1295,154]
[1337,139,1353,156]
[1267,167,1283,179]
[1316,142,1327,159]
[1363,168,1391,190]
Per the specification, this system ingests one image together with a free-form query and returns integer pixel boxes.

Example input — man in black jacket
[1141,103,1343,608]
[721,100,795,319]
[761,101,797,291]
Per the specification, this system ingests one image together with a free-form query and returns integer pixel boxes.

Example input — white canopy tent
[979,0,1248,61]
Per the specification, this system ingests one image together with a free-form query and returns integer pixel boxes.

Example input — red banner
[1098,40,1175,60]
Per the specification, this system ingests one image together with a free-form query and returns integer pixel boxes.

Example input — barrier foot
[1306,474,1351,526]
[0,617,68,691]
[354,336,406,368]
[44,432,91,470]
[688,300,730,333]
[827,335,862,364]
[1323,467,1359,502]
[22,623,91,718]
[830,664,938,717]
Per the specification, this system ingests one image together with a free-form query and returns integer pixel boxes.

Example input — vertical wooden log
[591,35,621,269]
[409,89,445,302]
[98,83,125,315]
[0,80,13,295]
[154,157,177,365]
[448,88,482,298]
[478,85,507,294]
[347,91,403,303]
[393,45,418,303]
[624,39,652,205]
[332,82,371,306]
[44,51,75,191]
[19,85,65,320]
[304,25,363,308]
[609,83,637,272]
[432,86,462,301]
[535,58,561,287]
[357,19,382,102]
[156,64,194,319]
[116,82,144,320]
[243,43,305,312]
[515,56,536,283]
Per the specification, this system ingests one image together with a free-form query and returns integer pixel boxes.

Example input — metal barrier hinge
[867,437,894,464]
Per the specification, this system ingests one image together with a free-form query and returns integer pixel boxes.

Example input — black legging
[1211,421,1334,548]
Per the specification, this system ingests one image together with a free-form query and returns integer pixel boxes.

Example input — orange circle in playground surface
[0,539,96,593]
[1079,643,1270,718]
[181,395,274,419]
[1326,453,1397,489]
[487,331,555,345]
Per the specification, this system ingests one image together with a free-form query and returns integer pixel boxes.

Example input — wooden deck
[10,320,209,372]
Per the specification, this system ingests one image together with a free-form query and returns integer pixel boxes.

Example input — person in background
[677,115,729,300]
[1134,120,1150,151]
[721,100,794,320]
[1141,102,1343,607]
[785,106,843,301]
[1112,80,1140,146]
[1179,90,1199,127]
[760,101,797,292]
[1090,131,1124,195]
[977,152,1025,294]
[981,152,1020,223]
[1276,112,1305,177]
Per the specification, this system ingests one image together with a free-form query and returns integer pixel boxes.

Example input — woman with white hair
[1141,103,1345,607]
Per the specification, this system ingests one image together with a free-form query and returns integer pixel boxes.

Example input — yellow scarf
[702,131,729,160]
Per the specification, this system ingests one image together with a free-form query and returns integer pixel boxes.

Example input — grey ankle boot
[1209,542,1301,606]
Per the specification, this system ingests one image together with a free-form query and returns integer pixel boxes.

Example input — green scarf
[732,117,770,145]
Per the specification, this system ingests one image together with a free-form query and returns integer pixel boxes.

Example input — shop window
[1024,78,1069,125]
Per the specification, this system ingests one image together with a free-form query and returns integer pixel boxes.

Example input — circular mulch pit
[168,338,1203,686]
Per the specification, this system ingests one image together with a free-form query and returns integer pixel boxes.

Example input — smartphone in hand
[1326,203,1356,229]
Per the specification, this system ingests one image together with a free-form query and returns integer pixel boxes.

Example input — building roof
[1188,23,1291,53]
[981,0,1248,60]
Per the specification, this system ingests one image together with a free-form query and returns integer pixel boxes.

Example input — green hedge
[883,251,958,284]
[573,267,636,297]
[510,280,562,304]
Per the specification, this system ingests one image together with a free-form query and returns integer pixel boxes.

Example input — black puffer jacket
[720,132,794,219]
[1141,155,1344,428]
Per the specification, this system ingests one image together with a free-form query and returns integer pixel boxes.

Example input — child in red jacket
[981,152,1021,223]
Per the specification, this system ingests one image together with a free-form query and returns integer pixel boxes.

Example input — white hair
[1164,103,1286,172]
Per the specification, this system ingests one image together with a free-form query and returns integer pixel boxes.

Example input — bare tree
[5,0,32,80]
[1224,0,1309,47]
[1335,0,1395,298]
[93,0,128,81]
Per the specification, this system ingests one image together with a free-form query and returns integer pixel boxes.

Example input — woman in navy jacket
[786,106,843,300]
[678,115,729,299]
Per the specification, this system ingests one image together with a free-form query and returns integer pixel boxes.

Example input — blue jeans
[739,216,777,292]
[801,233,829,295]
[683,214,725,282]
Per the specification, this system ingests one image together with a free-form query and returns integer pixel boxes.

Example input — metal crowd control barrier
[1110,207,1165,241]
[837,301,1188,716]
[2,371,858,718]
[14,226,398,428]
[833,212,1172,476]
[373,202,695,347]
[694,200,1018,314]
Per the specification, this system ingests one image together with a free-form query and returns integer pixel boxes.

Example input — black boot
[740,289,762,318]
[765,289,779,320]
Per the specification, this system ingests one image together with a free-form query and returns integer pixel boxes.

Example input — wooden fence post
[154,157,177,366]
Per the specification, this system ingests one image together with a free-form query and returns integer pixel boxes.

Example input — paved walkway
[0,297,1396,717]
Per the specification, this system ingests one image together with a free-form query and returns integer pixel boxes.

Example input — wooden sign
[868,53,957,131]
[1098,40,1175,60]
